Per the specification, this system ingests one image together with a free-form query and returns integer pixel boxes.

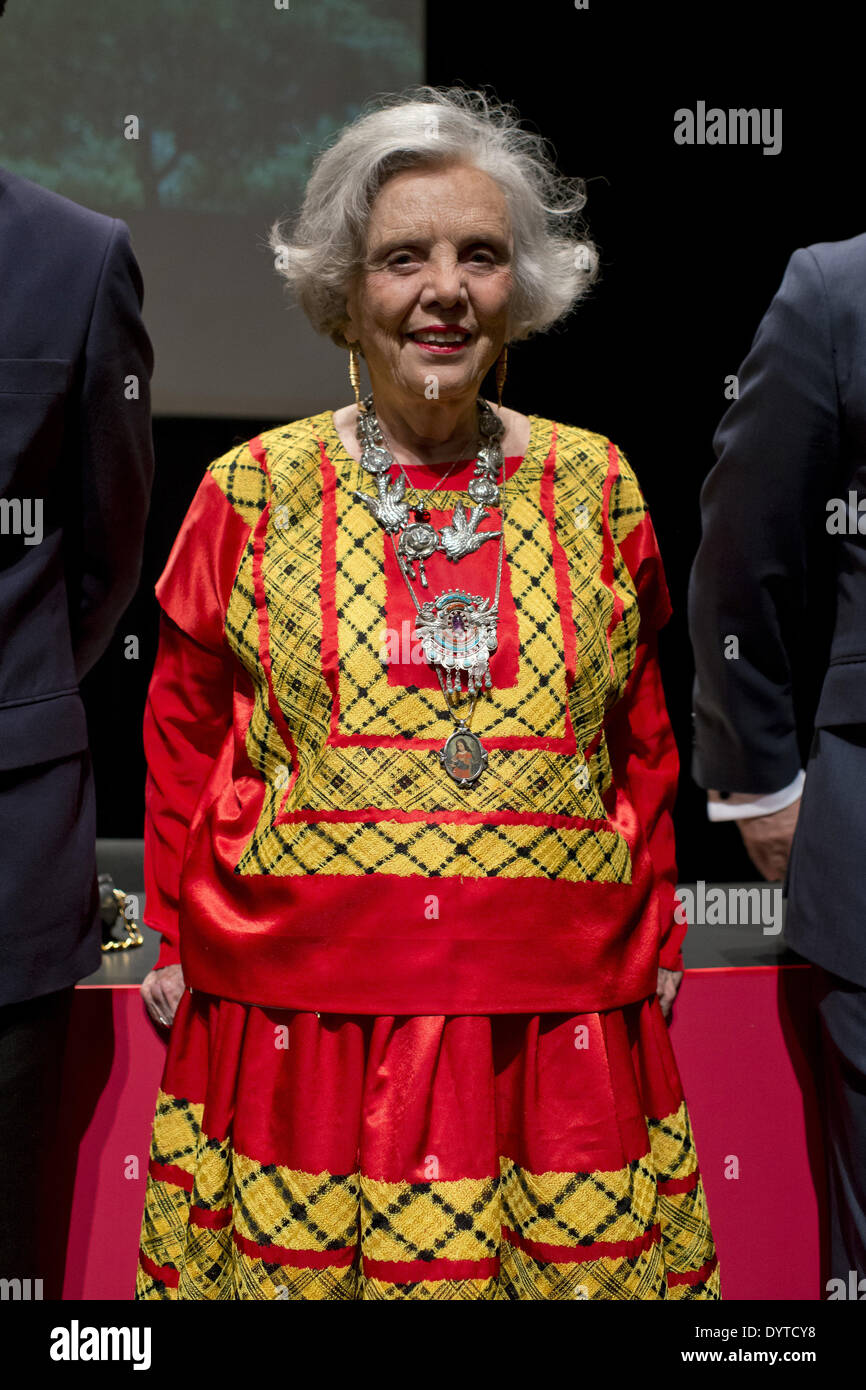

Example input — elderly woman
[135,84,719,1301]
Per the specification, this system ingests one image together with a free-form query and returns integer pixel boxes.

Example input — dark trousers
[812,965,866,1293]
[0,985,73,1292]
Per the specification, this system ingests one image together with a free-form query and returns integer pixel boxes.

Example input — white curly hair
[268,83,600,351]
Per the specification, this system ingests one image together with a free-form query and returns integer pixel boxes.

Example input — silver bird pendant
[354,472,411,533]
[440,501,501,562]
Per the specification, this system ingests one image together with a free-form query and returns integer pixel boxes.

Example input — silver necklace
[392,455,463,575]
[353,393,505,586]
[389,487,508,786]
[350,395,510,785]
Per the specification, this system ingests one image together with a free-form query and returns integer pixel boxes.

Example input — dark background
[84,1,862,881]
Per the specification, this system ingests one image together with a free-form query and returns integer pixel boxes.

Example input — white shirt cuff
[706,769,805,822]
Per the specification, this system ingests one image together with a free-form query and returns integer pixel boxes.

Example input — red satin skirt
[135,989,720,1300]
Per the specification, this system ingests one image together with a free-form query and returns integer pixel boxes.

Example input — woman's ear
[342,319,364,354]
[343,279,365,353]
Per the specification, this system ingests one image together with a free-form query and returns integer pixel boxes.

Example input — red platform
[53,964,825,1300]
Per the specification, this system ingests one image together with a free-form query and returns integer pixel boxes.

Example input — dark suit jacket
[0,166,153,1004]
[688,233,866,988]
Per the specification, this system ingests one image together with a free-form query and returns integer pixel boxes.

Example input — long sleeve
[143,613,235,969]
[142,462,254,970]
[705,770,805,821]
[70,220,155,681]
[688,246,841,793]
[605,492,685,972]
[620,629,684,971]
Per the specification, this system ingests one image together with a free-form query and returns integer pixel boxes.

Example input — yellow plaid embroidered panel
[200,413,649,882]
[136,1091,719,1301]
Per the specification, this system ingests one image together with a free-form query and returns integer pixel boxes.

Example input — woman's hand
[141,963,185,1028]
[656,967,683,1020]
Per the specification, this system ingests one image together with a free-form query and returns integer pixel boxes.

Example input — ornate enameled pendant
[413,589,498,697]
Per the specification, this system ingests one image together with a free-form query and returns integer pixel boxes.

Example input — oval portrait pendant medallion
[439,721,488,785]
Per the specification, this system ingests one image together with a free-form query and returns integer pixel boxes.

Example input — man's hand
[141,963,185,1027]
[657,967,683,1020]
[736,796,801,881]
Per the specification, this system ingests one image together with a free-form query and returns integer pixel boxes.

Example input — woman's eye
[385,250,497,267]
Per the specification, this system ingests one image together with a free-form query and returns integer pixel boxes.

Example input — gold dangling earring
[495,344,508,409]
[348,342,361,407]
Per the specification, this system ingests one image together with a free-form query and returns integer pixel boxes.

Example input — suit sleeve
[688,246,841,793]
[142,469,252,969]
[606,471,685,972]
[71,219,155,681]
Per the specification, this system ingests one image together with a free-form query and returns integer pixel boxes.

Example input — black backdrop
[83,1,864,883]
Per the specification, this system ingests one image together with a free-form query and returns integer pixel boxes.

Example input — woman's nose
[420,257,467,306]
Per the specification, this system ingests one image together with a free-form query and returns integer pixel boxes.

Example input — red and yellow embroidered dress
[136,411,720,1300]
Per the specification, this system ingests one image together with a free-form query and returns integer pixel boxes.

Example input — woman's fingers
[141,965,185,1027]
[656,967,683,1019]
[161,969,185,1023]
[140,973,164,1025]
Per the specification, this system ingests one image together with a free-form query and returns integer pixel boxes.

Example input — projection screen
[0,0,424,417]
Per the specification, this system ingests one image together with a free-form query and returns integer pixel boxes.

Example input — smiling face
[342,161,514,412]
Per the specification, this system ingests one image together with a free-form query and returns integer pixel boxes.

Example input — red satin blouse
[141,411,685,1013]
